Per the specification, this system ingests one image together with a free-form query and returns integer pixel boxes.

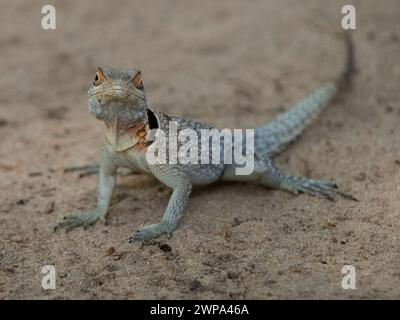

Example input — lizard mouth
[89,89,145,101]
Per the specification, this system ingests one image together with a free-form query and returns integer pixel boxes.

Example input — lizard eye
[93,68,106,86]
[131,71,144,90]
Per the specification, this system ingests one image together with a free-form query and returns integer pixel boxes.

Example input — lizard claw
[129,223,168,242]
[281,176,358,202]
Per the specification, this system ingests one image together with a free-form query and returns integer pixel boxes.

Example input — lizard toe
[282,176,357,202]
[129,223,166,242]
[56,209,104,231]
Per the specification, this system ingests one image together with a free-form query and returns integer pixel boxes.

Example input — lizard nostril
[98,99,101,104]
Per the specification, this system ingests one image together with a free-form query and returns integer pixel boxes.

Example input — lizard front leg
[57,146,117,230]
[129,165,192,242]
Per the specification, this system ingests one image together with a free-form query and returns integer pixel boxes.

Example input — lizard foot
[56,208,105,231]
[281,176,358,202]
[129,223,169,242]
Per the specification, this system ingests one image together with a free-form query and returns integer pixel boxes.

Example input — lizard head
[87,66,148,128]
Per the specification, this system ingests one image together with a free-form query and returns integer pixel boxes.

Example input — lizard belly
[178,163,225,185]
[104,145,224,185]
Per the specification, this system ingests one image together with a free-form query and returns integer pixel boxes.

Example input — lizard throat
[103,109,158,152]
[104,119,149,152]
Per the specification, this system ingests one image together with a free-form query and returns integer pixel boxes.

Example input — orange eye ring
[93,68,106,86]
[131,71,144,90]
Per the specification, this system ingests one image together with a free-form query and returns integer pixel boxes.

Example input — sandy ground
[0,0,399,300]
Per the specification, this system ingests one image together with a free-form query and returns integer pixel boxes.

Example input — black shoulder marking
[147,108,159,130]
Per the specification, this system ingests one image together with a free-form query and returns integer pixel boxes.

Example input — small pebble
[189,280,201,291]
[158,243,172,252]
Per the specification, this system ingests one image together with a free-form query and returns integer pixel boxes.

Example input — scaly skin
[58,35,356,242]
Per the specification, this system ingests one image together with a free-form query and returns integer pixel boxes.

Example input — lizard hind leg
[278,176,358,201]
[64,164,138,178]
[64,164,100,177]
[222,156,357,201]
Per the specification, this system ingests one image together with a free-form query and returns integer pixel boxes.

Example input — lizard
[58,34,356,242]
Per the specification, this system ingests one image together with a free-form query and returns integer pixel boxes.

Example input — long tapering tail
[254,33,355,158]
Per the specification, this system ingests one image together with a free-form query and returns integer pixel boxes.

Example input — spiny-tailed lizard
[58,35,357,242]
